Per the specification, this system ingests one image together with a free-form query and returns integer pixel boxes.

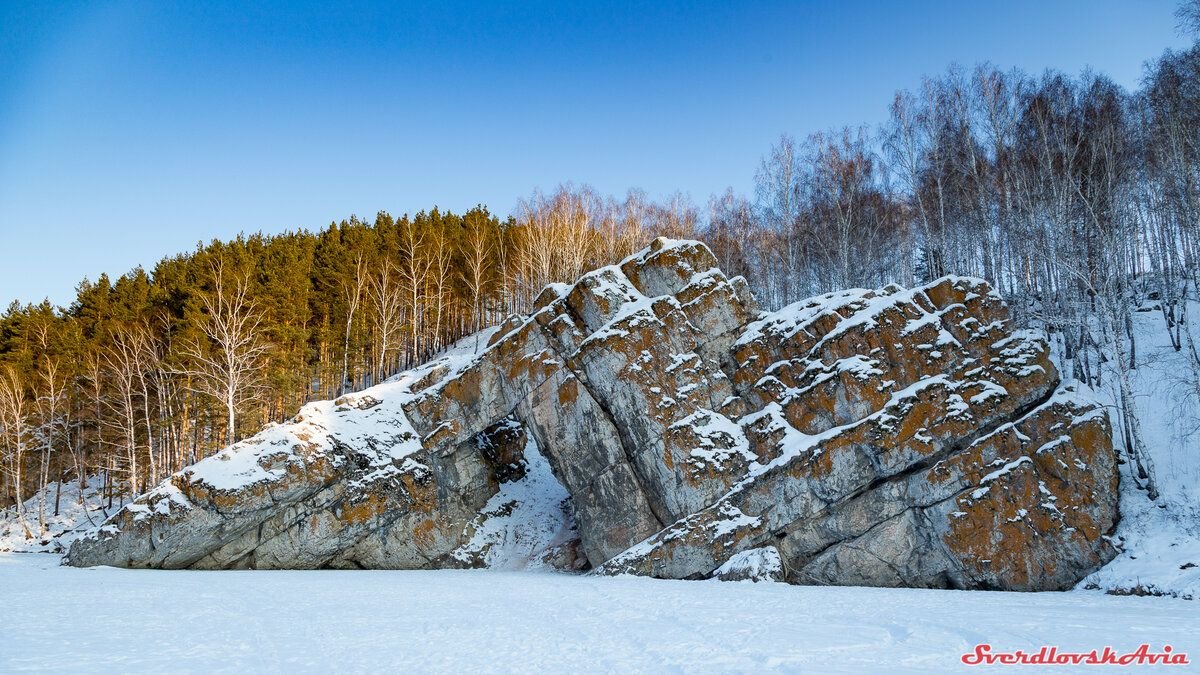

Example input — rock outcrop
[67,239,1119,591]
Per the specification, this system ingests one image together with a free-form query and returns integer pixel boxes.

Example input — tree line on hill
[4,7,1200,534]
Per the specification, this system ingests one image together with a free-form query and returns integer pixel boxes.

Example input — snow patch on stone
[713,546,784,583]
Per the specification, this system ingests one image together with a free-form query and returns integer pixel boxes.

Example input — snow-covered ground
[0,552,1194,673]
[1073,303,1200,599]
[0,476,112,554]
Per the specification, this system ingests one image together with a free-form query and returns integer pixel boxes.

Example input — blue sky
[0,0,1191,306]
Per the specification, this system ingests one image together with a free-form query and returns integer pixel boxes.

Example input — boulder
[67,238,1119,591]
[712,546,786,582]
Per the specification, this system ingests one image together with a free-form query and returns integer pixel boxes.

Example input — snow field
[0,553,1196,674]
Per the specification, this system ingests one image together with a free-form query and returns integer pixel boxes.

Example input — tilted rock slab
[67,239,1119,590]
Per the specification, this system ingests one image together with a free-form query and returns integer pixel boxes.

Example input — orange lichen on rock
[339,492,391,526]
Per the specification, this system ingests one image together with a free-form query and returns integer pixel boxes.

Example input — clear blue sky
[0,0,1190,306]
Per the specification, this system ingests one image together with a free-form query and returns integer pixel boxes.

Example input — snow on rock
[713,546,785,582]
[66,327,519,571]
[451,430,584,571]
[66,239,1119,593]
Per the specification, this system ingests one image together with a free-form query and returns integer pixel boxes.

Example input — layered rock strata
[67,239,1119,591]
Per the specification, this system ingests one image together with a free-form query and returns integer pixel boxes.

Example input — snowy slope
[179,327,501,491]
[1074,303,1200,599]
[0,553,1194,673]
[0,476,111,554]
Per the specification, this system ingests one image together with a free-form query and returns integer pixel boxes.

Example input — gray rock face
[67,238,1119,591]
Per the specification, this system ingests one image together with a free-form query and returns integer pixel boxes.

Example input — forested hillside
[4,9,1200,551]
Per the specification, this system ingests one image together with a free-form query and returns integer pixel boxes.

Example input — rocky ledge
[67,238,1119,590]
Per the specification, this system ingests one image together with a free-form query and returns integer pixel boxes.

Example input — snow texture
[0,552,1194,673]
[0,476,109,554]
[451,434,578,570]
[1074,303,1200,599]
[712,546,783,582]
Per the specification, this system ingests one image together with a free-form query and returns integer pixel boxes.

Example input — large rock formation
[67,239,1119,590]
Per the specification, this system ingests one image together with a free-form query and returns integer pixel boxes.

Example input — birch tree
[461,208,496,338]
[183,260,268,445]
[0,364,32,538]
[340,253,367,396]
[369,258,404,382]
